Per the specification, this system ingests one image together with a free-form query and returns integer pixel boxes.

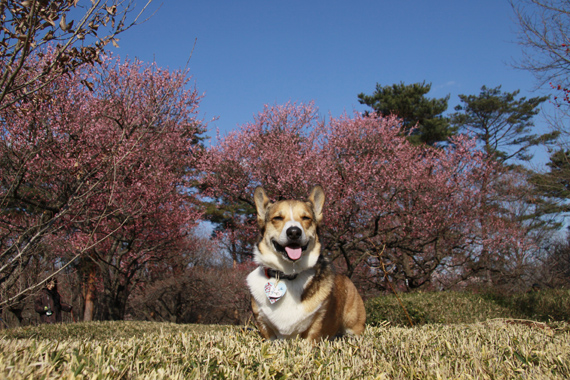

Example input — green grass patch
[488,289,570,322]
[1,320,569,379]
[365,290,570,327]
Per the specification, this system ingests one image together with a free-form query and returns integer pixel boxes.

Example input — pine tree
[451,86,555,163]
[530,149,570,215]
[358,81,455,146]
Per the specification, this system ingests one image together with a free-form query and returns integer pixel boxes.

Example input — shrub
[485,289,570,322]
[365,291,529,327]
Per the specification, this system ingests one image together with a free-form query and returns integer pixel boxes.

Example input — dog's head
[253,186,325,274]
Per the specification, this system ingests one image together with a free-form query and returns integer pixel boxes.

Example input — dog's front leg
[251,299,277,340]
[300,307,332,343]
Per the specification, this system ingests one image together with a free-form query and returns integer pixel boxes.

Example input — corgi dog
[246,185,366,341]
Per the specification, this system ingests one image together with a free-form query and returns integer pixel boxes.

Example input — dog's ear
[309,185,325,224]
[254,186,271,228]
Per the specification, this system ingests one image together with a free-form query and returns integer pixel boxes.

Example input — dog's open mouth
[272,240,309,261]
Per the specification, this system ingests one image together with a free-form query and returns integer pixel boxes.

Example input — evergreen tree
[451,85,555,163]
[530,149,570,215]
[452,86,561,241]
[358,81,455,145]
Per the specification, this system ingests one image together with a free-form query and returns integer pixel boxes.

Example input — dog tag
[264,281,287,304]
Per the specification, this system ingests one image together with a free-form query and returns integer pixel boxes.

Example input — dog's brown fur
[246,186,366,341]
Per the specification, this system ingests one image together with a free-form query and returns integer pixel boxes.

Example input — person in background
[34,278,72,324]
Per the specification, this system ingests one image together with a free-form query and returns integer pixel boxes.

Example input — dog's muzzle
[286,226,302,241]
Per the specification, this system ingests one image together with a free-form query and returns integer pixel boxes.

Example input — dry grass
[1,320,569,379]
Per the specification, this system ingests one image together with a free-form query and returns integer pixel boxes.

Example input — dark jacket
[34,288,72,324]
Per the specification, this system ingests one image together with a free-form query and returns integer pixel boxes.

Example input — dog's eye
[302,216,312,221]
[272,216,284,221]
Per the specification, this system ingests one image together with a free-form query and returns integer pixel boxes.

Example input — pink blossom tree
[0,49,205,320]
[0,0,153,112]
[199,102,536,292]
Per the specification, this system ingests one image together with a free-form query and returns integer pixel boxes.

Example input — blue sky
[113,0,553,164]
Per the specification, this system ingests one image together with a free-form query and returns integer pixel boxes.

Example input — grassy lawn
[0,319,568,379]
[1,290,569,379]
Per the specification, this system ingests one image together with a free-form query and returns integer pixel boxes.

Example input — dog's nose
[286,226,302,241]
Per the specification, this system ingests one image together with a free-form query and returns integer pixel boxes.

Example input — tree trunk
[98,278,130,321]
[83,266,97,321]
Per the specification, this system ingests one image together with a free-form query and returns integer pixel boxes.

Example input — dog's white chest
[247,267,320,339]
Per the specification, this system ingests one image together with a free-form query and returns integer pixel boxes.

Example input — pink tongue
[285,247,302,260]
